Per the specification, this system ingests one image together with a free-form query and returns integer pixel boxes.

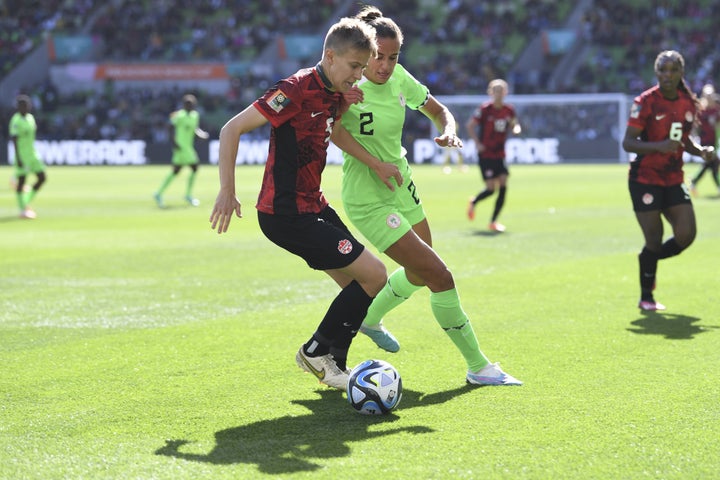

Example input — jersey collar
[315,63,334,93]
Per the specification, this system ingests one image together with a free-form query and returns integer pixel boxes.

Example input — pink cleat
[638,300,666,311]
[488,221,506,232]
[19,208,37,219]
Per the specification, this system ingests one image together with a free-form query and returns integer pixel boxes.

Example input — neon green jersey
[9,112,40,164]
[341,64,429,205]
[171,109,199,150]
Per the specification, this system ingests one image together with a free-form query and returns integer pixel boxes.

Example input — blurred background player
[688,84,720,196]
[622,50,715,311]
[465,79,521,232]
[441,145,467,174]
[9,94,46,219]
[337,6,522,386]
[154,94,209,208]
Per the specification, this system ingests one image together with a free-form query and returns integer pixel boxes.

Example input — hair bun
[358,5,383,22]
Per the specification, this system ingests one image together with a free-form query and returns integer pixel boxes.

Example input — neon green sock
[156,172,175,195]
[16,191,26,210]
[363,268,422,327]
[186,170,197,197]
[23,189,36,205]
[430,288,489,372]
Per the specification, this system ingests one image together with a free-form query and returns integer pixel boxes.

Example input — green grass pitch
[2,163,719,479]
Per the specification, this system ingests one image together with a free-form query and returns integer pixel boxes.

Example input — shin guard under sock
[639,247,659,300]
[430,288,489,372]
[658,238,683,259]
[363,268,422,327]
[472,189,494,204]
[491,186,506,222]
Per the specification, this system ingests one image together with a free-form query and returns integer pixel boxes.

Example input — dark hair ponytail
[355,5,404,45]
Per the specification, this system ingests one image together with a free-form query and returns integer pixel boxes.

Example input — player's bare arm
[210,106,267,234]
[421,96,463,149]
[622,125,681,154]
[464,116,484,153]
[331,123,402,190]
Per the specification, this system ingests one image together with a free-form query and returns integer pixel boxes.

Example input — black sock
[302,333,331,357]
[639,247,659,301]
[312,280,372,358]
[658,238,683,259]
[472,189,494,204]
[491,186,506,222]
[692,164,708,184]
[328,347,347,371]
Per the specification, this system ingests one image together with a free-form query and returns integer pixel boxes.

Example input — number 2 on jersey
[360,112,374,135]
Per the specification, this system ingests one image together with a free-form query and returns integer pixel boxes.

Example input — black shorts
[478,157,509,180]
[628,180,692,212]
[257,206,365,270]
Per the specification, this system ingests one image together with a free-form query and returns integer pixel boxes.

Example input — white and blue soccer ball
[347,359,402,415]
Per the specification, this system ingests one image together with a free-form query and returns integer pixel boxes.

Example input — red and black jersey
[697,103,719,146]
[469,102,516,159]
[627,85,697,186]
[253,66,342,215]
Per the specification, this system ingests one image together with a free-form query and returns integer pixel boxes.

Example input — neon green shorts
[344,177,427,253]
[172,147,199,166]
[14,155,45,176]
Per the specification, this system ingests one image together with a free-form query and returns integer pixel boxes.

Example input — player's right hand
[210,190,242,234]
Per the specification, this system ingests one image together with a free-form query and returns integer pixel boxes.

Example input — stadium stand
[0,0,100,77]
[564,0,720,93]
[1,0,718,147]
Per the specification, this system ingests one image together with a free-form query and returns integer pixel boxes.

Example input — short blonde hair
[487,79,509,95]
[324,17,377,57]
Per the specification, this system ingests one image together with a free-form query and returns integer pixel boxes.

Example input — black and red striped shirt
[627,86,697,186]
[253,66,342,215]
[469,102,516,159]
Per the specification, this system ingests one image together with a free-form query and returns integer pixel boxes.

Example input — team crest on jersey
[398,93,406,108]
[267,89,291,112]
[337,239,353,254]
[642,193,654,205]
[685,111,694,123]
[630,103,640,118]
[386,213,401,229]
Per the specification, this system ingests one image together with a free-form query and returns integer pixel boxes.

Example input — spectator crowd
[1,0,718,147]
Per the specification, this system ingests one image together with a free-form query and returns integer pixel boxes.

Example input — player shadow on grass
[627,312,719,340]
[155,385,474,474]
[470,230,507,237]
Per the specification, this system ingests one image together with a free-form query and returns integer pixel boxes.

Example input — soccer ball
[346,359,402,415]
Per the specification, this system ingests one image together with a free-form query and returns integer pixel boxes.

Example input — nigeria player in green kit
[334,6,522,386]
[10,94,46,219]
[154,94,209,208]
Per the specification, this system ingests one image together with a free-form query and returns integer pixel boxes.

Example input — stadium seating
[1,0,718,145]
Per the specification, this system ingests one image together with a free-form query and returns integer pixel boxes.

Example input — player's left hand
[343,85,364,105]
[196,128,210,140]
[434,133,463,149]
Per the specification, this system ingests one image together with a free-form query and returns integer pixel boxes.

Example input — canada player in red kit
[622,50,715,311]
[465,79,521,232]
[210,18,394,390]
